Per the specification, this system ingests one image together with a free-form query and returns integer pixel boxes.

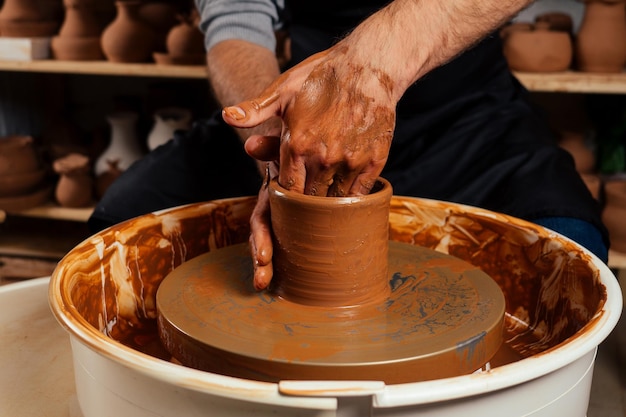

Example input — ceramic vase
[95,111,144,177]
[51,0,105,61]
[502,22,573,72]
[602,179,626,252]
[268,177,392,307]
[147,107,192,151]
[576,0,626,73]
[53,153,93,208]
[101,0,157,63]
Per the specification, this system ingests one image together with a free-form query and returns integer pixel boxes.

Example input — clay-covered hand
[222,46,396,198]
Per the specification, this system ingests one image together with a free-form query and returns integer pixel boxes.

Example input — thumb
[222,91,281,129]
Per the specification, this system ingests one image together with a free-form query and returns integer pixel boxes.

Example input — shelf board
[0,59,207,79]
[514,71,626,94]
[6,202,93,223]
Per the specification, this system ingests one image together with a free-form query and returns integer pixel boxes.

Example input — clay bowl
[49,196,622,416]
[0,168,46,197]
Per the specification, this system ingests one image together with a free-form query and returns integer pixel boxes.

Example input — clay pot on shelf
[575,0,626,73]
[51,0,105,61]
[154,10,205,66]
[53,153,94,208]
[147,107,192,151]
[95,159,122,200]
[138,1,179,53]
[0,136,41,176]
[95,111,145,178]
[502,22,573,72]
[0,0,61,37]
[602,179,626,253]
[101,0,158,63]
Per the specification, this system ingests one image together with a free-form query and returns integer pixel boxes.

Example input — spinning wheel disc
[157,241,505,384]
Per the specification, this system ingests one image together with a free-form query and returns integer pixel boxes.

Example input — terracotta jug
[502,22,572,72]
[101,0,157,63]
[147,107,192,151]
[53,153,94,208]
[95,111,145,177]
[602,179,626,253]
[268,177,392,307]
[576,0,626,73]
[51,0,105,61]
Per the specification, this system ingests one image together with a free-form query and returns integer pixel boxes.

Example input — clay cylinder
[268,177,392,307]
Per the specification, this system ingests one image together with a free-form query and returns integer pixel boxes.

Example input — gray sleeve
[194,0,285,53]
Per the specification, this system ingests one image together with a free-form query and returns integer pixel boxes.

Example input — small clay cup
[268,177,392,307]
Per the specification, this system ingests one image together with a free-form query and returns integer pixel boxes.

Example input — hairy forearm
[343,0,534,101]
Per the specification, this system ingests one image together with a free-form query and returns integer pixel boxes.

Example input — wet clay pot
[268,177,392,307]
[602,179,626,253]
[576,0,626,73]
[502,22,573,72]
[101,1,157,63]
[51,0,104,61]
[53,153,93,208]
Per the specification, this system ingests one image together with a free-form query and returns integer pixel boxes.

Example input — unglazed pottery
[49,195,622,417]
[576,0,626,73]
[0,168,46,198]
[53,153,93,208]
[146,107,192,151]
[0,0,61,37]
[51,0,104,61]
[101,0,157,63]
[502,22,573,72]
[165,11,204,58]
[0,135,40,176]
[138,1,179,53]
[535,12,574,34]
[602,179,626,252]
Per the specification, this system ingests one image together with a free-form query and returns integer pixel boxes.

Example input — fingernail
[223,106,246,120]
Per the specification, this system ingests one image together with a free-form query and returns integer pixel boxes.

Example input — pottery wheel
[156,241,505,384]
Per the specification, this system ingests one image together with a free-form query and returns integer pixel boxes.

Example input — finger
[222,91,281,129]
[244,135,280,162]
[327,170,358,197]
[249,187,274,291]
[349,172,379,196]
[278,135,307,193]
[303,164,336,196]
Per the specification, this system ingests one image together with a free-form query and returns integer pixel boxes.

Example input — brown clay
[166,12,205,58]
[581,173,602,201]
[138,1,179,52]
[535,12,574,34]
[51,0,104,61]
[0,169,46,198]
[576,0,626,73]
[0,136,40,176]
[602,179,626,253]
[53,196,606,383]
[0,0,61,37]
[269,177,392,307]
[101,1,157,63]
[502,22,573,72]
[53,153,93,208]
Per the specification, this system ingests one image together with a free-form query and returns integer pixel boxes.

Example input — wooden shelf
[0,59,207,79]
[10,203,94,223]
[514,71,626,94]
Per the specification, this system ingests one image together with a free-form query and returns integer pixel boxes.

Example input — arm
[223,0,535,196]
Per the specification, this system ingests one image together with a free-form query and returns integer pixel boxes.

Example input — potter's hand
[222,47,396,197]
